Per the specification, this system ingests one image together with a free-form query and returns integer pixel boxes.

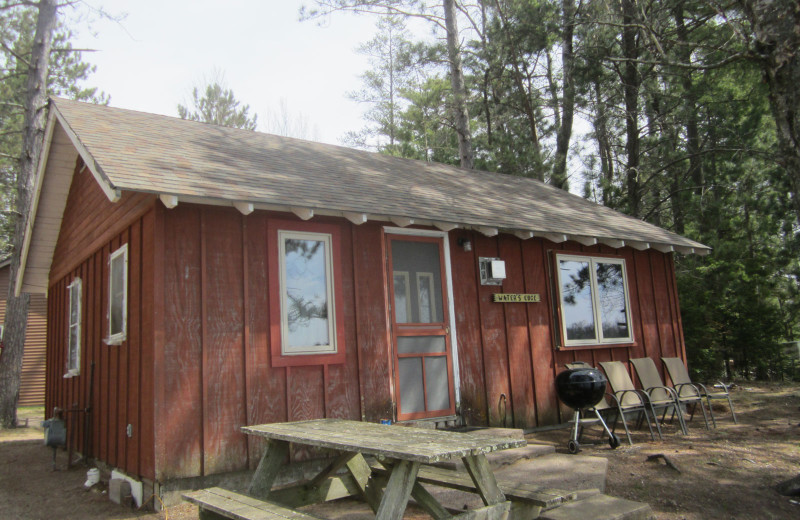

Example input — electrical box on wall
[479,257,507,285]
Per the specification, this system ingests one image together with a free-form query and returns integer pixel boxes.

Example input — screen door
[387,234,455,421]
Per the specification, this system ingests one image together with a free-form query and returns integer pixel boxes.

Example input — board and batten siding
[153,206,364,480]
[44,157,687,484]
[153,205,687,480]
[46,157,157,481]
[0,266,47,406]
[448,232,687,428]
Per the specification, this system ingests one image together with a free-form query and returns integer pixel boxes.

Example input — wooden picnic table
[241,418,527,520]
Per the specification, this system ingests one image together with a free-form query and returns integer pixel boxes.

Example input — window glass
[595,261,629,339]
[108,244,128,343]
[280,231,336,354]
[558,259,597,341]
[67,278,82,375]
[557,254,632,346]
[393,271,411,323]
[390,240,443,323]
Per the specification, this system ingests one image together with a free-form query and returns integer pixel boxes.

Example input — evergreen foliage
[309,0,800,381]
[0,4,105,257]
[177,82,258,130]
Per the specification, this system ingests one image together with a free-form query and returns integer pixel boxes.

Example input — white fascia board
[626,240,650,251]
[52,105,121,203]
[343,211,368,225]
[234,201,254,215]
[159,194,179,209]
[291,207,314,220]
[513,230,534,240]
[475,226,498,237]
[542,233,568,244]
[15,110,57,296]
[571,235,598,246]
[434,221,460,232]
[599,238,625,249]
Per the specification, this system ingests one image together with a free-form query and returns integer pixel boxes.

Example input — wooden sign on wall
[492,293,541,303]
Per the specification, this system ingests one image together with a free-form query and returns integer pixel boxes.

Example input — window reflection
[559,259,596,341]
[557,255,632,345]
[283,236,331,350]
[596,262,629,339]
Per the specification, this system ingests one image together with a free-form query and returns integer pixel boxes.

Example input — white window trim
[278,230,337,356]
[106,243,128,345]
[65,278,82,378]
[555,253,634,347]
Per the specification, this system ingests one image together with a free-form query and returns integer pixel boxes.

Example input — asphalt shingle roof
[51,98,707,252]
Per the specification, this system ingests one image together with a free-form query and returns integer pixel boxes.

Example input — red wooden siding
[44,167,688,483]
[155,207,366,480]
[49,159,156,283]
[46,214,154,480]
[449,234,687,427]
[0,266,47,406]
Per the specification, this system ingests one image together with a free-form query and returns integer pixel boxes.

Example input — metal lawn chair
[662,357,738,426]
[630,357,703,433]
[598,360,662,441]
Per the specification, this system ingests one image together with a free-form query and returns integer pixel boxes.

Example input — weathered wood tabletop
[242,418,526,463]
[242,419,526,520]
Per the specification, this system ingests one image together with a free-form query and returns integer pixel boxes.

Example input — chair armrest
[613,389,646,406]
[693,382,712,395]
[674,382,703,399]
[644,385,679,401]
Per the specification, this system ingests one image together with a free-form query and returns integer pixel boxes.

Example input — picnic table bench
[183,418,571,520]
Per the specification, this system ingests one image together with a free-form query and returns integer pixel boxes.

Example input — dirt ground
[1,382,798,520]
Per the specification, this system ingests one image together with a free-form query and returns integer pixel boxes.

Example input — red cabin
[17,98,708,501]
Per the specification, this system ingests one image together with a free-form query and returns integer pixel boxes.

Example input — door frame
[383,226,461,418]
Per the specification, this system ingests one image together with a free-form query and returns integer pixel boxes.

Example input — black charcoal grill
[556,365,620,453]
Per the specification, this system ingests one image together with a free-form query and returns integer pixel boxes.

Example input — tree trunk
[592,80,615,207]
[671,1,699,235]
[621,0,641,218]
[0,0,58,429]
[443,0,473,169]
[738,0,800,222]
[551,0,575,191]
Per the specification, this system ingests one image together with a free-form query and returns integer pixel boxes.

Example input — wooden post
[463,454,506,506]
[247,439,289,498]
[375,459,420,520]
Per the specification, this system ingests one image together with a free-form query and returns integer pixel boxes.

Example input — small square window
[65,278,82,377]
[107,244,128,345]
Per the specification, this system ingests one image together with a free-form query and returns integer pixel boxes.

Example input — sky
[68,1,392,145]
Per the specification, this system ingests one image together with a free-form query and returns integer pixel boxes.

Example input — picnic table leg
[248,439,289,498]
[345,453,384,512]
[462,454,506,506]
[375,459,420,520]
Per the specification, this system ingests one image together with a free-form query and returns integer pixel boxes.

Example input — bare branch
[603,51,747,71]
[0,39,30,68]
[301,1,446,31]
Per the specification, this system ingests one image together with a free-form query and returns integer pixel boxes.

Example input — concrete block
[539,494,654,520]
[108,478,131,506]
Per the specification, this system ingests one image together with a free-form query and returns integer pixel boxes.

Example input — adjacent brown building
[17,99,708,497]
[0,260,47,406]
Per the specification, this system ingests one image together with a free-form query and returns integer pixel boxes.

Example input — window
[65,278,82,377]
[555,254,633,346]
[268,220,346,366]
[107,244,128,345]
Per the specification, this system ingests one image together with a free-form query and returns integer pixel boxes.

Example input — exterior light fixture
[458,238,472,252]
